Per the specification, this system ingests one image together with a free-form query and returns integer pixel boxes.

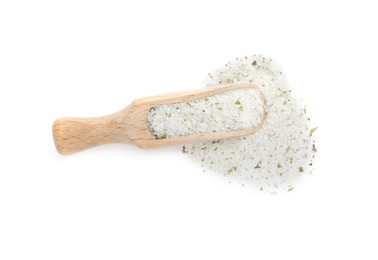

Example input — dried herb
[226,166,237,175]
[310,127,318,136]
[255,162,261,169]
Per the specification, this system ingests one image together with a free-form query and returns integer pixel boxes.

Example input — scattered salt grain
[147,88,264,139]
[183,55,317,192]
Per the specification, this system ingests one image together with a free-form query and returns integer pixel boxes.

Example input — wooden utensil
[53,83,266,155]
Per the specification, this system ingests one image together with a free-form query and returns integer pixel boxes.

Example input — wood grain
[53,83,266,155]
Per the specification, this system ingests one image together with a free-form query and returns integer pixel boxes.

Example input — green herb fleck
[310,127,318,136]
[252,60,257,66]
[288,187,294,192]
[299,167,304,173]
[158,134,167,139]
[312,144,317,153]
[235,100,241,105]
[277,163,282,168]
[255,162,261,169]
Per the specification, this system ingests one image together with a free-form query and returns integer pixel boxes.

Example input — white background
[1,1,377,259]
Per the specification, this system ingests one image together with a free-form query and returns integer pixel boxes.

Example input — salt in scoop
[53,83,266,155]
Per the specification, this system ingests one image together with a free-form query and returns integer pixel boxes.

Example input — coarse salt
[147,88,264,139]
[183,55,317,192]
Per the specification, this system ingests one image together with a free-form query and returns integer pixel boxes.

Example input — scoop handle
[52,114,129,155]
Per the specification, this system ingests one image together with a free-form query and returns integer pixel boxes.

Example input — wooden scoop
[53,83,266,155]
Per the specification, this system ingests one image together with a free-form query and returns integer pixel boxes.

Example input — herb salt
[183,55,317,192]
[147,88,264,139]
